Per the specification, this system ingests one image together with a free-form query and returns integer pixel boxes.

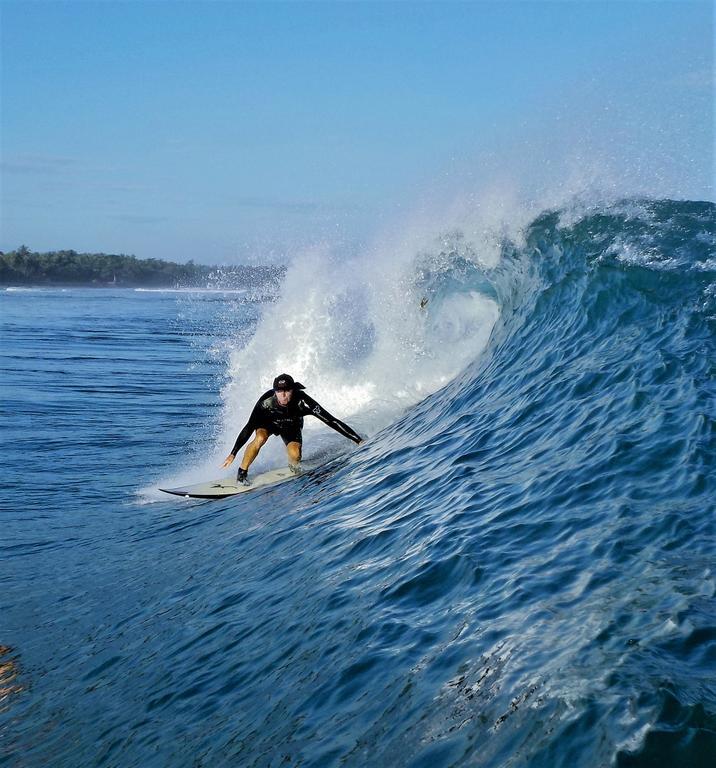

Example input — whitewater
[1,196,714,767]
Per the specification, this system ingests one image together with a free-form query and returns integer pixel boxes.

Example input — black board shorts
[276,425,302,445]
[258,419,303,445]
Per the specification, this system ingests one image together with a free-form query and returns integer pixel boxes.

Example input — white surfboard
[159,464,313,499]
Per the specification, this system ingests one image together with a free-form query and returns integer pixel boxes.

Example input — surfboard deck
[159,464,311,499]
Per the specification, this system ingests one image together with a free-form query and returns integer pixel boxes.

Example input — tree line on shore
[0,246,283,288]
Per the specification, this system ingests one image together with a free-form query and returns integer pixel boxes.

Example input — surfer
[222,373,362,485]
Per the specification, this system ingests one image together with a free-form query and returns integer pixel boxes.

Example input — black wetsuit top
[230,384,362,456]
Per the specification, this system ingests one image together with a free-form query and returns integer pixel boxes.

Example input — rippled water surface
[2,200,715,767]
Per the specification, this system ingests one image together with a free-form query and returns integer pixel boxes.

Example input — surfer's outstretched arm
[222,405,262,466]
[301,394,363,444]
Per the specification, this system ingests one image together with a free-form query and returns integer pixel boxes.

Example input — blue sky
[1,1,713,263]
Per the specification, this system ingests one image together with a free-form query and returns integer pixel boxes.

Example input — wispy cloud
[1,154,77,175]
[1,154,124,178]
[233,196,322,214]
[232,196,362,215]
[109,214,170,225]
[103,183,150,194]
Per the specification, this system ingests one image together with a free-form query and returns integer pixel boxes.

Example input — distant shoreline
[0,247,284,288]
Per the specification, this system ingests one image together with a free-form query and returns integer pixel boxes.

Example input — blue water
[2,199,715,766]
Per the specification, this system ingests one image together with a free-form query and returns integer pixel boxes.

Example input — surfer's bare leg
[286,441,302,471]
[240,428,270,471]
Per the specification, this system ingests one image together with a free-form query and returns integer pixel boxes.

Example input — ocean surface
[1,198,715,767]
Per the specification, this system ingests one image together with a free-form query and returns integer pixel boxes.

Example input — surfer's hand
[222,454,235,468]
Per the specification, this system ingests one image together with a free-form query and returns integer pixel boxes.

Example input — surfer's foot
[236,468,251,486]
[288,462,303,476]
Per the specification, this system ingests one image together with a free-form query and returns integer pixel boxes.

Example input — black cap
[273,373,295,391]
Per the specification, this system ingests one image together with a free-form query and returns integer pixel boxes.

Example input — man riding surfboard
[222,373,362,485]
